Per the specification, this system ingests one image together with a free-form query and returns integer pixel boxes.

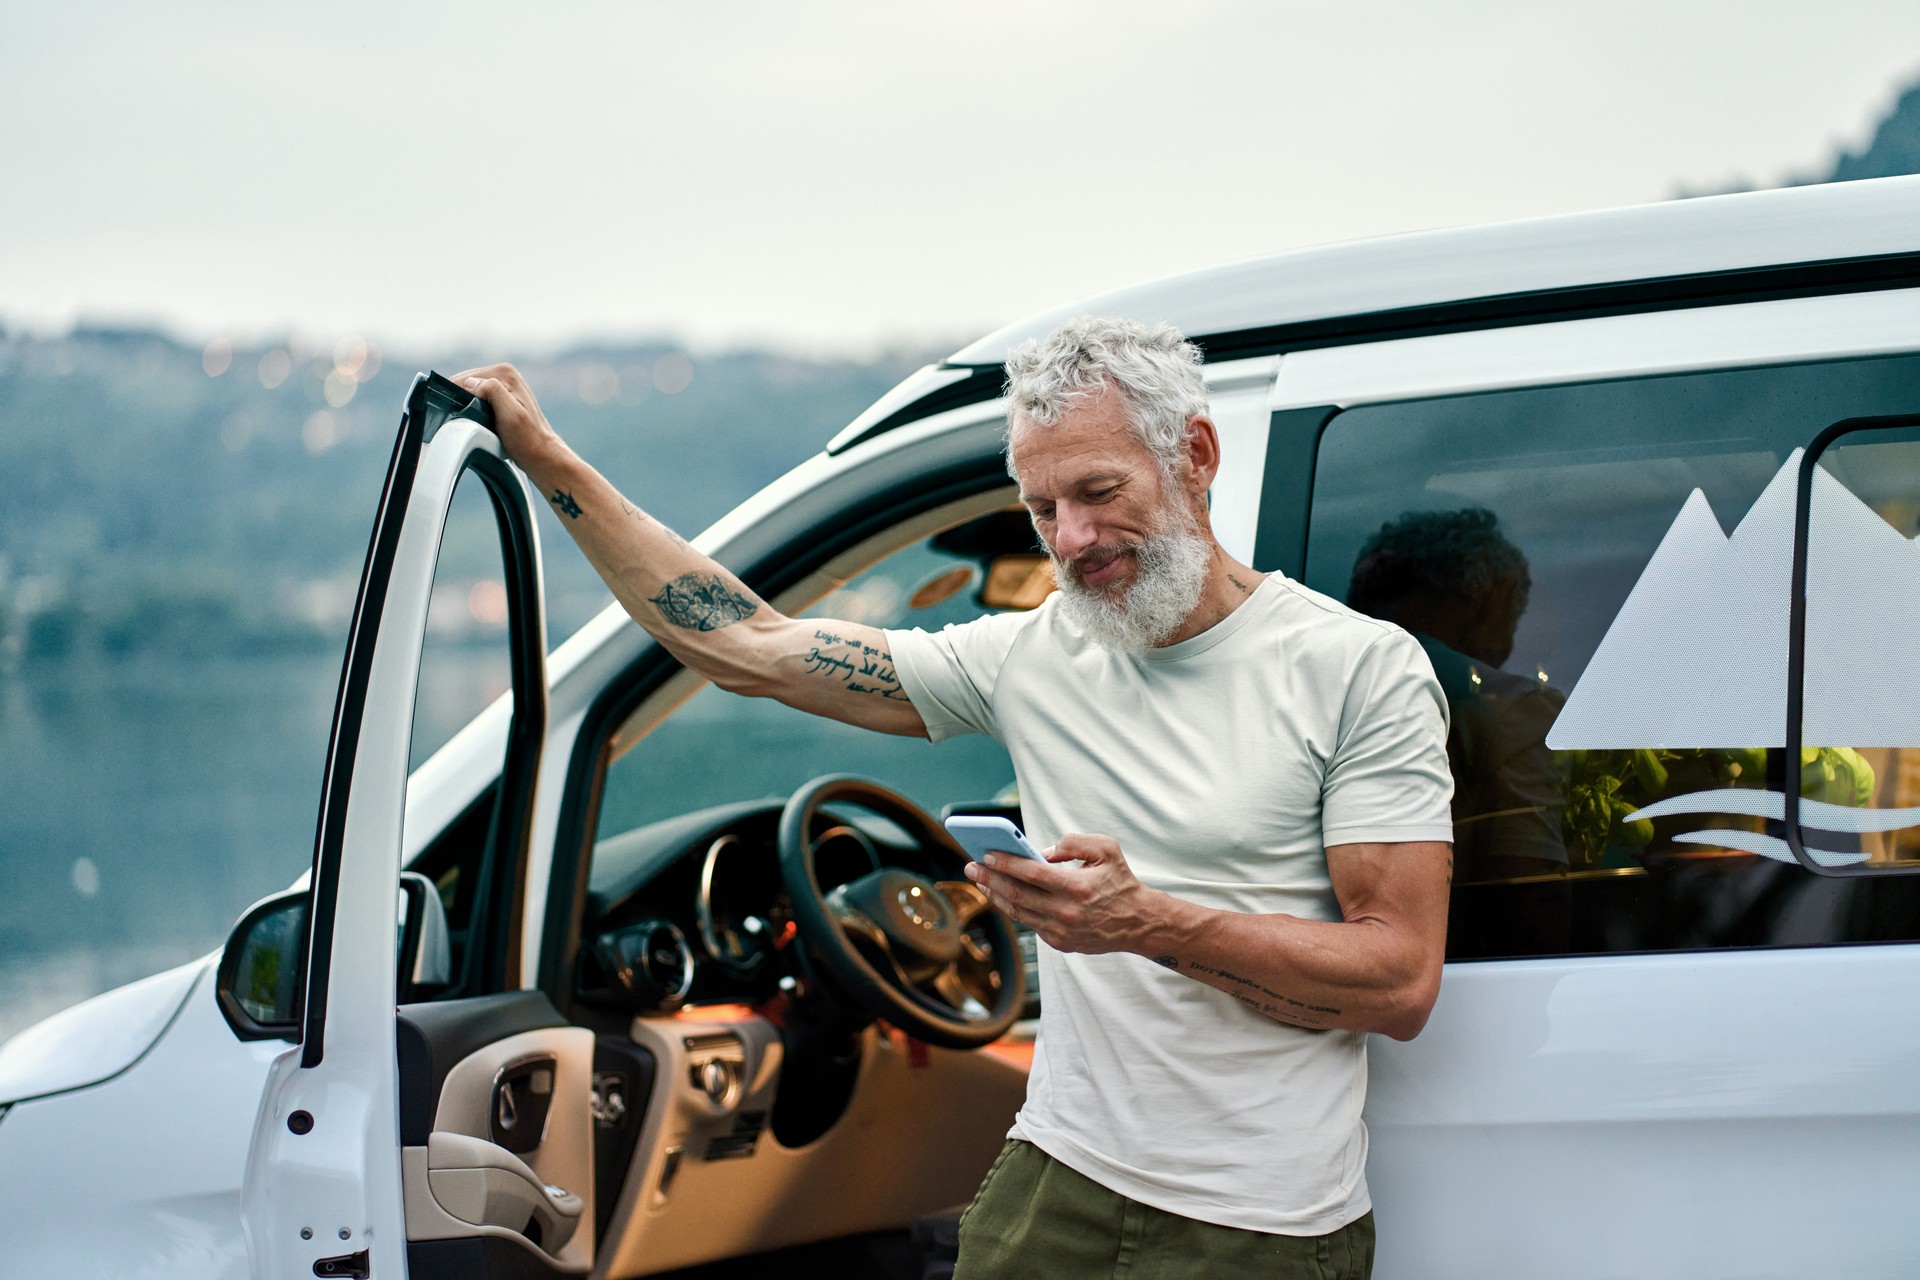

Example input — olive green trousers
[954,1140,1375,1280]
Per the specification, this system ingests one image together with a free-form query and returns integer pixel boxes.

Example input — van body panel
[1272,267,1920,1276]
[1372,945,1920,1127]
[950,175,1920,367]
[1369,949,1920,1279]
[1275,284,1920,409]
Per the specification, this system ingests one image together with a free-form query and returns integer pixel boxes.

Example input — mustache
[1057,539,1145,579]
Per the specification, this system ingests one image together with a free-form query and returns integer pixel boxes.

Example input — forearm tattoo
[1158,957,1341,1028]
[649,574,759,631]
[548,488,583,519]
[802,627,909,701]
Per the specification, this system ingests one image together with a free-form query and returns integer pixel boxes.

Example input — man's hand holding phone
[955,825,1172,959]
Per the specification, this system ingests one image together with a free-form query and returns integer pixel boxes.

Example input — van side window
[1296,353,1920,960]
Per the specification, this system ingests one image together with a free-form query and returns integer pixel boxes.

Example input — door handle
[425,1130,582,1252]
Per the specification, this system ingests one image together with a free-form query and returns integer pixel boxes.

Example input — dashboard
[576,798,952,1014]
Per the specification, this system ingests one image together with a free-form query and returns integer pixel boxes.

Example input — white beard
[1051,513,1214,653]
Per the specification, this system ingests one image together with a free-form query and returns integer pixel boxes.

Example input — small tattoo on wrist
[549,488,583,519]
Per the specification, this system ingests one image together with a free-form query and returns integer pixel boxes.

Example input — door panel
[242,376,556,1278]
[1368,948,1920,1279]
[396,993,571,1148]
[1273,307,1920,1278]
[397,997,591,1274]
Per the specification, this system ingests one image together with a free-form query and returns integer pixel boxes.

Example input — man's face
[1010,385,1187,601]
[1010,385,1214,651]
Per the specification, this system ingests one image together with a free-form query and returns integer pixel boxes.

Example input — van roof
[828,175,1920,454]
[950,174,1920,366]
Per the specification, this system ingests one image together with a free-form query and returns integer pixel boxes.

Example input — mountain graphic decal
[1546,450,1920,866]
[1548,449,1920,750]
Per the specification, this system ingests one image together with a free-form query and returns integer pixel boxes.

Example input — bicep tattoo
[648,573,759,631]
[802,628,911,702]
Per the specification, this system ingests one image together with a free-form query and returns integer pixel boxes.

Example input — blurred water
[0,650,498,1043]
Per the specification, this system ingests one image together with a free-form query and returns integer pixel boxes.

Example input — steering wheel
[778,775,1025,1050]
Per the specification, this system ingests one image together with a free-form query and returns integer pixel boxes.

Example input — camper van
[4,174,1920,1279]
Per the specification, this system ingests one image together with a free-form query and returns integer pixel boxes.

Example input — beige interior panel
[598,1014,1027,1278]
[399,1025,598,1272]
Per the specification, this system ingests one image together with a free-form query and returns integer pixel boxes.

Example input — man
[458,315,1453,1280]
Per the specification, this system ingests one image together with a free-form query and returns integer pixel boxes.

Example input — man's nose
[1052,504,1099,560]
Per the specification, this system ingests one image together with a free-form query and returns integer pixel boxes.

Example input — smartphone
[944,815,1045,863]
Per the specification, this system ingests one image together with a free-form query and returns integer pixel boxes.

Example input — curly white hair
[1001,315,1208,479]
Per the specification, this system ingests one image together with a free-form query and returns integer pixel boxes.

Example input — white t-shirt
[886,573,1453,1235]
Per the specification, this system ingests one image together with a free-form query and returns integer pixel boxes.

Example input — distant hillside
[1677,68,1920,195]
[1825,77,1920,182]
[0,330,943,664]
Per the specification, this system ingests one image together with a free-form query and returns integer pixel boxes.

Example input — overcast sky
[5,1,1920,356]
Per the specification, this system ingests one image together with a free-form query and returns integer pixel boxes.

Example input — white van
[3,174,1919,1280]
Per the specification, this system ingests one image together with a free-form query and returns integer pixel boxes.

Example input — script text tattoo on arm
[648,574,760,632]
[804,628,910,701]
[1159,957,1342,1029]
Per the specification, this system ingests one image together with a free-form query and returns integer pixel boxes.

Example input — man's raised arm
[457,364,928,739]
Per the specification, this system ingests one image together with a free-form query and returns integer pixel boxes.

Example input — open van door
[235,374,559,1278]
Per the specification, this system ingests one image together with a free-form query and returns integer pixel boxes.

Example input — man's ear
[1182,414,1221,494]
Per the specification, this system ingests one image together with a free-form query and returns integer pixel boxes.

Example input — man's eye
[1086,488,1116,502]
[1033,508,1056,522]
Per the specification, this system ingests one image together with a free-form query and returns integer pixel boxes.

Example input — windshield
[594,520,1026,840]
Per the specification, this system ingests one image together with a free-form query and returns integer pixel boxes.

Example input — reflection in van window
[1347,508,1562,874]
[1305,353,1920,960]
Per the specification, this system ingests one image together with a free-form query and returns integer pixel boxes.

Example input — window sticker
[1548,450,1920,867]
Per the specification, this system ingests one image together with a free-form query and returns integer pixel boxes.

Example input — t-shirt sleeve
[886,610,1031,743]
[1321,628,1456,847]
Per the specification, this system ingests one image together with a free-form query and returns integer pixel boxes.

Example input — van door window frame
[1785,411,1920,879]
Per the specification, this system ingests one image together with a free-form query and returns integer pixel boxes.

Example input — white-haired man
[458,316,1452,1280]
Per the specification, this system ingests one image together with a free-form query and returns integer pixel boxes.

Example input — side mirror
[216,871,455,1041]
[216,889,309,1041]
[398,871,452,1001]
